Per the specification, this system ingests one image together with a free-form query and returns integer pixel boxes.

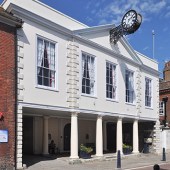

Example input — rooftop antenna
[152,30,155,59]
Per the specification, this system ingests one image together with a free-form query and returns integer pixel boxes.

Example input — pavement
[23,152,170,170]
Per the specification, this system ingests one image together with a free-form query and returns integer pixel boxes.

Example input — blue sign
[0,130,8,143]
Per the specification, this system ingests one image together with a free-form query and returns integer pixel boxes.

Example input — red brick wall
[159,92,170,126]
[0,22,16,169]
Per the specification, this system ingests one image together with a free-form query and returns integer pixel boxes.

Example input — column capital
[97,114,103,119]
[43,116,49,120]
[133,118,139,121]
[71,112,79,117]
[117,116,123,121]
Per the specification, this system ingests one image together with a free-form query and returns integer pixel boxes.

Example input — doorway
[64,123,71,151]
[107,122,116,152]
[23,116,33,154]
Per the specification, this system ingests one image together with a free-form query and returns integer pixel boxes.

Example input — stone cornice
[0,6,22,27]
[8,3,72,36]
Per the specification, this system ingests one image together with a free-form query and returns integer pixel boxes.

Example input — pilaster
[43,116,49,155]
[66,41,80,108]
[153,78,161,154]
[16,30,24,169]
[136,68,142,116]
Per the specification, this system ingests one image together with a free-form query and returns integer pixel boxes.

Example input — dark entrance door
[23,116,33,154]
[107,122,116,152]
[64,123,71,151]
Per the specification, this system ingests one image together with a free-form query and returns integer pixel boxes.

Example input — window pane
[125,70,134,103]
[37,38,56,88]
[106,62,116,99]
[82,53,95,95]
[145,78,152,107]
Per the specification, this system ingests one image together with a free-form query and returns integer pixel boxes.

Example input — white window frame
[125,69,134,103]
[36,36,58,90]
[81,52,96,96]
[159,101,165,116]
[145,77,152,107]
[106,61,117,100]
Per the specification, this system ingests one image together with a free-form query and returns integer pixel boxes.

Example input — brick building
[0,7,22,169]
[159,61,170,126]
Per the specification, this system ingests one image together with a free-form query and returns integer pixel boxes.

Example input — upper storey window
[106,62,116,99]
[125,70,134,103]
[82,53,95,95]
[37,37,56,88]
[145,77,152,107]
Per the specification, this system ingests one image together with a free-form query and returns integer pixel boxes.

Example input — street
[24,153,170,170]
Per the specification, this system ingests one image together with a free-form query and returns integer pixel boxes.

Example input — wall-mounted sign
[110,10,142,44]
[0,130,8,143]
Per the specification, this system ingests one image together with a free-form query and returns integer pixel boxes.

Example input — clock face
[122,10,137,30]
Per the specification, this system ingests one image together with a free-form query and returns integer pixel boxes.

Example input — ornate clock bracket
[110,10,142,44]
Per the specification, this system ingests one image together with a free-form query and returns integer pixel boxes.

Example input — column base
[70,156,79,159]
[132,151,139,154]
[42,153,49,156]
[95,154,103,157]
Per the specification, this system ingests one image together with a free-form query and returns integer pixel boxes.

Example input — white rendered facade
[2,0,160,169]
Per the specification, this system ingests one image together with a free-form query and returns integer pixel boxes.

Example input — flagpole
[152,30,155,59]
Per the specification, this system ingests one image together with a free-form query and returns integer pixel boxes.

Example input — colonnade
[42,113,139,158]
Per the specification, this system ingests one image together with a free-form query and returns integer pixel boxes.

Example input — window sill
[35,85,59,92]
[145,106,153,110]
[106,98,118,103]
[81,94,97,99]
[125,102,136,106]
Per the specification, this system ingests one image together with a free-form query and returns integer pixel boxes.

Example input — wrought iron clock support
[110,10,142,44]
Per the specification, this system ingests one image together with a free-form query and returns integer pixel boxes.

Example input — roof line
[32,0,88,28]
[0,6,22,27]
[135,50,158,64]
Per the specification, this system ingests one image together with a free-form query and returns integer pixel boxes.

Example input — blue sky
[1,0,170,76]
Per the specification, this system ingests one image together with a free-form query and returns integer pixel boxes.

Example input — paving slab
[24,153,170,170]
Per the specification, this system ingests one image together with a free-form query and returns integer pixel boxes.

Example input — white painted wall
[160,129,170,152]
[77,39,158,120]
[4,0,159,121]
[80,31,139,63]
[78,120,96,146]
[34,117,43,154]
[20,17,70,107]
[19,15,158,120]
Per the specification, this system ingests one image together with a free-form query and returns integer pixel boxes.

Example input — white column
[43,116,49,155]
[96,115,103,157]
[116,117,123,153]
[70,112,79,159]
[133,119,139,154]
[103,121,107,151]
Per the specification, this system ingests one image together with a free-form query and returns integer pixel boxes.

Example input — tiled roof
[160,81,170,91]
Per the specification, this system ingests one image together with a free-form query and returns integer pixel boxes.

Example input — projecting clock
[110,9,142,44]
[121,10,137,32]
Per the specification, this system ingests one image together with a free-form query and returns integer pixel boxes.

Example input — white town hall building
[1,0,160,169]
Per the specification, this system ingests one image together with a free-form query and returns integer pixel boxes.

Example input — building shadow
[23,154,58,167]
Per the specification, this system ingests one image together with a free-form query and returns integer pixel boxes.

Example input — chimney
[163,61,170,81]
